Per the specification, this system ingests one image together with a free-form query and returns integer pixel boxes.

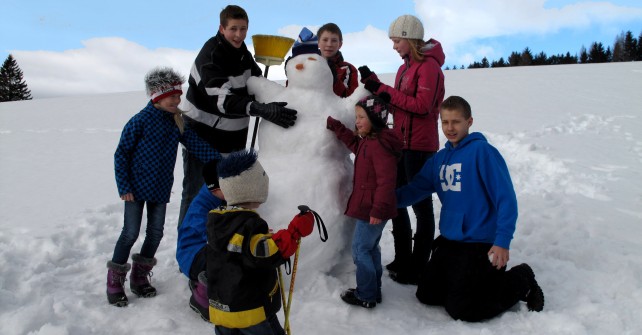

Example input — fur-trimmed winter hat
[356,92,391,130]
[388,15,424,40]
[291,27,321,58]
[144,67,185,103]
[202,160,220,191]
[217,150,269,206]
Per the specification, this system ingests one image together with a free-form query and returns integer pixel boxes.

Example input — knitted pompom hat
[388,15,424,40]
[291,27,321,58]
[217,150,269,206]
[144,67,185,103]
[356,92,392,130]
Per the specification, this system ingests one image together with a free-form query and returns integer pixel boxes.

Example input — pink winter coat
[327,116,402,221]
[375,39,445,152]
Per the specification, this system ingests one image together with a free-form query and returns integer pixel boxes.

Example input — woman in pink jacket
[358,14,445,285]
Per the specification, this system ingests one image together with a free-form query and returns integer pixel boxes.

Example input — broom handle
[250,65,270,150]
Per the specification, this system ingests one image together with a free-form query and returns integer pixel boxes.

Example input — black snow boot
[512,263,545,312]
[106,261,131,307]
[340,289,376,308]
[130,253,157,298]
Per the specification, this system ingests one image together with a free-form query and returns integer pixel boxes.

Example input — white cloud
[10,1,642,98]
[415,0,642,65]
[15,38,196,98]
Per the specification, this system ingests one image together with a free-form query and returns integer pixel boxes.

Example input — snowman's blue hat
[291,27,320,58]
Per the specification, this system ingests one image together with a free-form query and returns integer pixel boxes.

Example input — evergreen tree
[623,31,638,61]
[612,32,626,62]
[579,46,589,63]
[638,31,642,61]
[532,51,547,65]
[481,57,490,68]
[520,47,533,66]
[0,55,32,102]
[588,42,608,63]
[491,57,507,68]
[507,51,521,66]
[564,52,578,64]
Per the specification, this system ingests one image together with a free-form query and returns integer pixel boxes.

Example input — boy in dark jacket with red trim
[317,23,359,98]
[206,150,314,335]
[327,93,402,308]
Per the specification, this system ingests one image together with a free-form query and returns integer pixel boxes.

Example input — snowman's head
[285,53,333,93]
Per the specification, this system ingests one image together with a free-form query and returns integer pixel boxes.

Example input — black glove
[364,79,382,94]
[358,66,374,83]
[250,102,297,128]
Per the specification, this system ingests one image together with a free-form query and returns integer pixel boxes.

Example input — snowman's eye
[307,57,317,61]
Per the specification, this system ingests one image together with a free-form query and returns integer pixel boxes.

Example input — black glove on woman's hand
[364,80,382,94]
[358,66,375,83]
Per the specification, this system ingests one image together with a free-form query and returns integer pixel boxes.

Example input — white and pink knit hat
[144,67,184,103]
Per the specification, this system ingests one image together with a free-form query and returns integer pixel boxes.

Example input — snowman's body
[247,53,369,277]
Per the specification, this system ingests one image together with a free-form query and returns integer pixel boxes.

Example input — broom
[250,35,295,149]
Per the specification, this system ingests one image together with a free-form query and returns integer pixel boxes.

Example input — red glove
[288,212,314,240]
[327,116,341,131]
[272,230,298,258]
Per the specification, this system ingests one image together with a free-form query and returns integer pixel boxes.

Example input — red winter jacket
[327,117,402,221]
[376,39,445,152]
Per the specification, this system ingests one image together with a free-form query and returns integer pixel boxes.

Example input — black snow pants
[415,236,530,322]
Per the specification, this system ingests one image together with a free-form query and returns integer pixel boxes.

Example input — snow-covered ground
[1,62,641,335]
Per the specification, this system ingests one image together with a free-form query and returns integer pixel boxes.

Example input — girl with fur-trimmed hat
[357,14,446,285]
[326,93,403,308]
[107,67,221,307]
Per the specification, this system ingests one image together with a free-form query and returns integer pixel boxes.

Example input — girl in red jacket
[327,93,402,308]
[358,14,445,284]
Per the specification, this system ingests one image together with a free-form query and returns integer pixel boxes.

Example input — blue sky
[2,0,642,98]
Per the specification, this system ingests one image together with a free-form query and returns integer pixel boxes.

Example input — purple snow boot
[189,271,210,322]
[130,253,157,298]
[106,261,131,307]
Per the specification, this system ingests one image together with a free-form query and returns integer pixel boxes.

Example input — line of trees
[447,30,642,70]
[0,54,32,102]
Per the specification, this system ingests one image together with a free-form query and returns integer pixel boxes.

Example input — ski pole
[282,205,328,334]
[283,240,300,334]
[277,266,289,335]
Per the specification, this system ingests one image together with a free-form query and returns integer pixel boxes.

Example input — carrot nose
[295,63,304,70]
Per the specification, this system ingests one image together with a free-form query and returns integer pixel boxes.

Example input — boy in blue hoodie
[396,96,544,322]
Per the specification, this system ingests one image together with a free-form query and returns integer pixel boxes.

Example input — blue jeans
[178,148,205,228]
[111,200,167,265]
[214,314,285,335]
[352,219,388,302]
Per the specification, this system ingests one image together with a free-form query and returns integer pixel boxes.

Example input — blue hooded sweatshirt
[176,184,222,277]
[396,132,518,249]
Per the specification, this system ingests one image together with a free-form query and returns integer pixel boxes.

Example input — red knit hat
[144,67,184,103]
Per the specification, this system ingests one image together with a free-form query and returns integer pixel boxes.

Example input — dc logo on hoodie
[440,163,462,192]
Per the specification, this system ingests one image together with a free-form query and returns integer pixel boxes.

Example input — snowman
[247,28,369,281]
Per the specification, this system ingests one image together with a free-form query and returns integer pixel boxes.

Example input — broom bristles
[252,35,295,59]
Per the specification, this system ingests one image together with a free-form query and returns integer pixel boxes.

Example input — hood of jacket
[420,38,445,67]
[444,132,486,151]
